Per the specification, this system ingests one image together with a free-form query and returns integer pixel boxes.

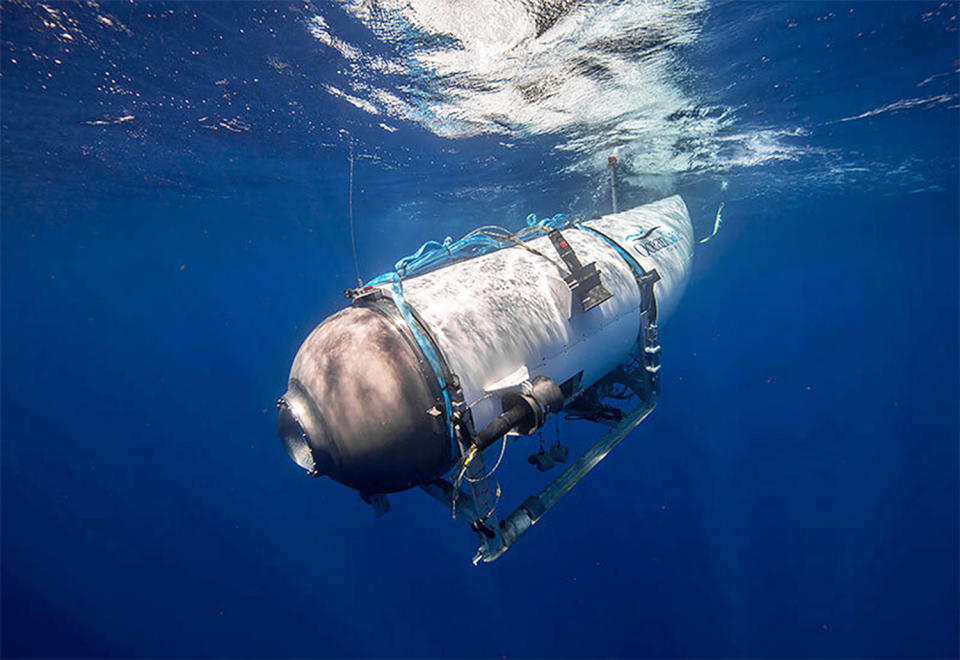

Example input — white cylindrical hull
[389,195,694,431]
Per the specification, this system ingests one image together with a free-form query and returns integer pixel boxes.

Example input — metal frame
[421,396,656,563]
[423,302,662,564]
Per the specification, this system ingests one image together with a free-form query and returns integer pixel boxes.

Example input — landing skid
[422,397,657,563]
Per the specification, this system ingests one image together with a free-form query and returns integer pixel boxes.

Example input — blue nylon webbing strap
[365,214,568,286]
[358,214,577,452]
[575,223,647,281]
[381,273,456,446]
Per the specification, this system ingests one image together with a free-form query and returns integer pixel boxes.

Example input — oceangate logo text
[625,225,681,257]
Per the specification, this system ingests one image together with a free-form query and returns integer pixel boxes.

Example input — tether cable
[348,140,362,288]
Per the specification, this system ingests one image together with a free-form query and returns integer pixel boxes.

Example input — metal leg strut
[483,399,657,562]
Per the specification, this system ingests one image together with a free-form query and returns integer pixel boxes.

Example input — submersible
[279,195,694,562]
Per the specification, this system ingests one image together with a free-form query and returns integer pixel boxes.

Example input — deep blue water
[2,2,958,658]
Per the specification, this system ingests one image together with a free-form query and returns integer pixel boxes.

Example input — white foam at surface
[310,0,712,150]
[304,0,956,200]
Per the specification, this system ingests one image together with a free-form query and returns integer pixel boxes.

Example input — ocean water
[1,1,957,658]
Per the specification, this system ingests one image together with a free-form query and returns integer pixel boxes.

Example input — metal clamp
[547,229,613,312]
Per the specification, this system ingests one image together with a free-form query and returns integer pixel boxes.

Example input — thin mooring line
[348,140,362,287]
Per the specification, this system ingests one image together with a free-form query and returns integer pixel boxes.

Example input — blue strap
[359,212,570,451]
[576,223,647,281]
[395,238,452,274]
[380,273,456,446]
[367,213,569,285]
[526,212,568,230]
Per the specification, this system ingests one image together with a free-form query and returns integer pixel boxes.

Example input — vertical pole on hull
[608,155,619,213]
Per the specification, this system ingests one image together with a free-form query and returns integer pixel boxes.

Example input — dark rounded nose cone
[280,304,452,493]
